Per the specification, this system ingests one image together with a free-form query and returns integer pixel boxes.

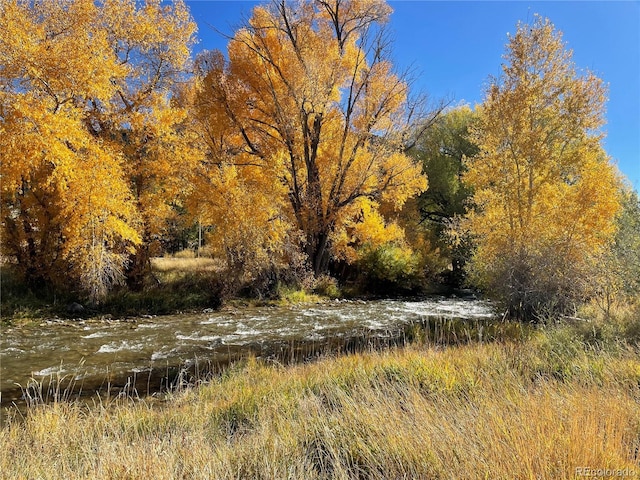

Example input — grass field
[151,256,220,277]
[2,318,639,479]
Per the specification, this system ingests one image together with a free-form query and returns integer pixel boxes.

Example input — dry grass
[2,327,639,479]
[151,256,221,275]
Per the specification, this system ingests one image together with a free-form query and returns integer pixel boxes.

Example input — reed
[2,321,639,479]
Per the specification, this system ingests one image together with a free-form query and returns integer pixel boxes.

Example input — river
[1,297,495,409]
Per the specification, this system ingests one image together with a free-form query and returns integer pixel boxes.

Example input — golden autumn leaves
[0,2,623,311]
[462,16,622,316]
[192,0,426,277]
[1,0,197,301]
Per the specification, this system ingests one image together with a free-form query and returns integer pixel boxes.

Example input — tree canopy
[462,15,622,317]
[409,106,478,285]
[191,0,435,276]
[0,0,197,301]
[1,3,630,312]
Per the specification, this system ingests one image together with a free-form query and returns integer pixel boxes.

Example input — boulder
[66,302,85,314]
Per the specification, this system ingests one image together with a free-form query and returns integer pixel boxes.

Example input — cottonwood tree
[0,0,197,300]
[193,0,440,276]
[463,15,621,318]
[409,106,478,285]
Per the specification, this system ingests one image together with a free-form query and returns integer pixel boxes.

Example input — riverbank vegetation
[2,313,640,479]
[2,1,639,476]
[2,0,637,324]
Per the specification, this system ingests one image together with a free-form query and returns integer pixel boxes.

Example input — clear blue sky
[186,1,640,191]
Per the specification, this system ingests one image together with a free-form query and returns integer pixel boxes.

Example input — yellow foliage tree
[188,161,297,287]
[0,0,196,301]
[193,0,433,276]
[463,16,622,318]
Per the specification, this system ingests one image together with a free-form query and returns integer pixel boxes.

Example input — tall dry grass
[2,326,639,479]
[151,256,221,277]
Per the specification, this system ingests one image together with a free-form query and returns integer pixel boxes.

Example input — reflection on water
[1,297,495,407]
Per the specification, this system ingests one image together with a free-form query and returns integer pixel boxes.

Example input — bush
[470,247,589,321]
[356,243,424,295]
[312,275,341,299]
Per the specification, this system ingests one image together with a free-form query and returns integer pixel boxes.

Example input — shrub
[356,243,424,295]
[312,275,341,299]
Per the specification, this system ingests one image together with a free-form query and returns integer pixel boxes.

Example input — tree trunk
[303,155,331,276]
[125,243,151,291]
[308,230,331,276]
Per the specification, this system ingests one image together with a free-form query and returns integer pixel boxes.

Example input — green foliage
[0,265,65,323]
[413,107,477,225]
[100,274,223,316]
[312,275,341,299]
[409,106,478,286]
[624,304,640,343]
[356,243,423,294]
[275,284,325,304]
[1,260,224,321]
[572,188,640,319]
[613,189,640,296]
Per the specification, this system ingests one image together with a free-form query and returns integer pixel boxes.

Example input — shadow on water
[2,312,529,423]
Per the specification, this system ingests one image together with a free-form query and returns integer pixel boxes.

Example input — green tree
[614,189,640,296]
[409,106,477,286]
[588,188,640,317]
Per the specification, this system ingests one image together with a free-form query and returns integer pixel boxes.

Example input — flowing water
[1,297,495,409]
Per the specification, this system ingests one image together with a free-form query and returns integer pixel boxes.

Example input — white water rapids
[1,297,495,406]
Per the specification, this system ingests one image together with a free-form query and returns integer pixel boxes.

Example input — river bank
[1,255,463,326]
[1,260,226,325]
[1,297,497,411]
[2,318,639,479]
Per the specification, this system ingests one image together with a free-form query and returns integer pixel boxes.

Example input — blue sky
[186,1,640,191]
